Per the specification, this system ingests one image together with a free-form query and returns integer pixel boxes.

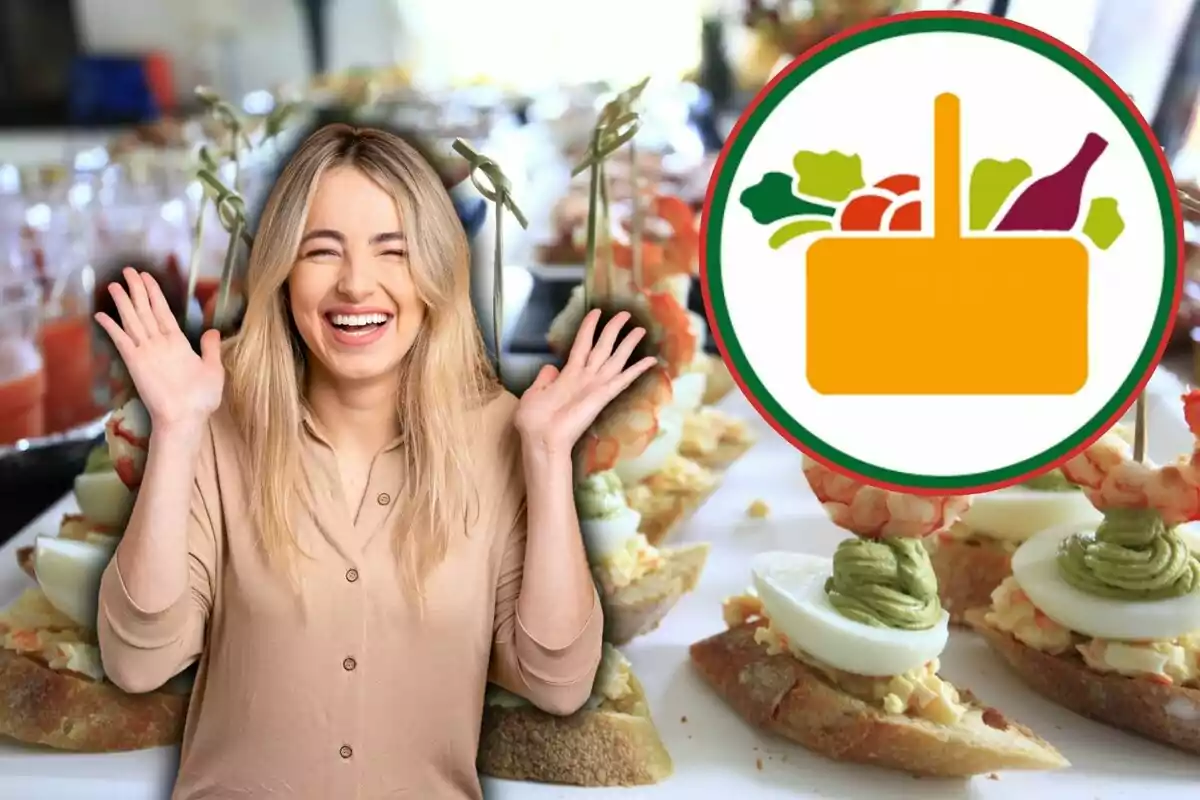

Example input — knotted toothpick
[1133,392,1148,463]
[195,87,254,191]
[182,144,223,326]
[451,139,528,382]
[572,78,649,308]
[195,166,254,331]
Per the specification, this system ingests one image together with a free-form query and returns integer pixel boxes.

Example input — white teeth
[329,313,389,327]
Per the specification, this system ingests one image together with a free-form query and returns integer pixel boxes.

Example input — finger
[122,267,160,340]
[108,282,149,345]
[601,357,658,402]
[563,309,601,376]
[141,271,179,335]
[199,329,223,368]
[94,312,135,357]
[570,357,659,432]
[597,326,646,381]
[586,312,631,371]
[528,364,559,392]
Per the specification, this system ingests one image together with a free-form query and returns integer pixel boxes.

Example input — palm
[95,268,225,427]
[515,309,657,454]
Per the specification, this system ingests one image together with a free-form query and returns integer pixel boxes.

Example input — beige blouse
[96,391,604,799]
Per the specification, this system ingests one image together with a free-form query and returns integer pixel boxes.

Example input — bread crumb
[755,758,763,770]
[680,715,688,723]
[746,499,770,518]
[987,773,1000,781]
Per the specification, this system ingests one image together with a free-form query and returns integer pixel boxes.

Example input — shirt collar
[300,405,405,452]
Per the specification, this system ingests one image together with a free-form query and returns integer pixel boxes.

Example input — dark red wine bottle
[995,133,1108,231]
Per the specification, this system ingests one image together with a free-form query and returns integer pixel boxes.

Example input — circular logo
[702,11,1183,494]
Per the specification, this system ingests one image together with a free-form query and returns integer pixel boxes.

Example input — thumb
[529,364,559,392]
[199,329,223,368]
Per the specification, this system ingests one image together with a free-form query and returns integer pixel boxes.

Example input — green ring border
[704,14,1182,491]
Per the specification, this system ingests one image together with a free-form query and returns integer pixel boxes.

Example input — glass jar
[0,238,45,446]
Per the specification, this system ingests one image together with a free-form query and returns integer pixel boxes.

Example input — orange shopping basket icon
[805,93,1088,395]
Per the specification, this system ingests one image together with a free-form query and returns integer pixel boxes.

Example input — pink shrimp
[106,397,150,490]
[645,290,698,379]
[581,365,674,474]
[1058,391,1200,524]
[802,457,971,539]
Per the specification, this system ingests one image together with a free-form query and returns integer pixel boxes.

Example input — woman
[92,124,655,799]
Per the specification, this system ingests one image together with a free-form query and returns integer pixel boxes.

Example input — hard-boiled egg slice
[671,372,707,414]
[751,551,949,677]
[73,470,134,529]
[961,488,1102,543]
[106,398,151,489]
[614,408,685,485]
[34,535,119,629]
[1011,521,1200,641]
[581,506,642,560]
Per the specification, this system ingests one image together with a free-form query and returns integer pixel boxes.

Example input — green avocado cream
[84,444,113,474]
[575,471,626,520]
[1021,469,1080,492]
[824,537,942,630]
[1057,507,1200,601]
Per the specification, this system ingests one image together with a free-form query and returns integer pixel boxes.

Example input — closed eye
[380,249,408,258]
[303,249,341,258]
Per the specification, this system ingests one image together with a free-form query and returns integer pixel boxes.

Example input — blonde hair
[223,124,498,593]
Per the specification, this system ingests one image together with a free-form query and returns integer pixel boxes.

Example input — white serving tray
[2,369,1197,799]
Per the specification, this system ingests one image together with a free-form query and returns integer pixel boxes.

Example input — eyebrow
[300,229,406,245]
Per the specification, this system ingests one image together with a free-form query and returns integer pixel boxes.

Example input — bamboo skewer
[451,139,528,382]
[571,78,650,309]
[1133,392,1148,464]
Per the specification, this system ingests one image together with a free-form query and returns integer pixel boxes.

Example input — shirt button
[343,656,357,671]
[339,745,353,759]
[345,568,359,583]
[376,492,391,506]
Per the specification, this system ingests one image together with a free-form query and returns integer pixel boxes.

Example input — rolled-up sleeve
[489,514,604,716]
[97,424,220,694]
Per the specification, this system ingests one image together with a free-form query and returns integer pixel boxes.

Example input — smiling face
[288,166,426,386]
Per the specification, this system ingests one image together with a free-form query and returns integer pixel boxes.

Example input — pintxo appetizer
[970,394,1200,755]
[0,87,260,754]
[691,458,1068,776]
[477,644,673,787]
[577,424,710,645]
[0,440,188,751]
[931,425,1135,622]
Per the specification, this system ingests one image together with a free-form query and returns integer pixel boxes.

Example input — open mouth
[325,312,393,336]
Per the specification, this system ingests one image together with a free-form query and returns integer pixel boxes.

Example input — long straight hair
[223,124,499,594]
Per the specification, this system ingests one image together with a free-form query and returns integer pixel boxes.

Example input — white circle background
[716,30,1168,477]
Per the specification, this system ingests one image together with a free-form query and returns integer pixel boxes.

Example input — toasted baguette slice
[536,241,585,266]
[927,534,1013,625]
[17,545,34,580]
[966,608,1200,755]
[0,648,187,752]
[604,543,710,645]
[687,437,755,471]
[478,656,673,786]
[691,623,1069,777]
[680,408,757,471]
[634,482,719,546]
[701,354,736,406]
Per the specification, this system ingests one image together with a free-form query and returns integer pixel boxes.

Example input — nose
[335,253,377,301]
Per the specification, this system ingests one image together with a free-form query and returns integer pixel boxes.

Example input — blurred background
[0,0,1197,539]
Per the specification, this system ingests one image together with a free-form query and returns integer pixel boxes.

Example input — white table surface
[2,368,1199,799]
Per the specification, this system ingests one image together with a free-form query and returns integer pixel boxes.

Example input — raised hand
[514,309,657,457]
[94,267,225,430]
